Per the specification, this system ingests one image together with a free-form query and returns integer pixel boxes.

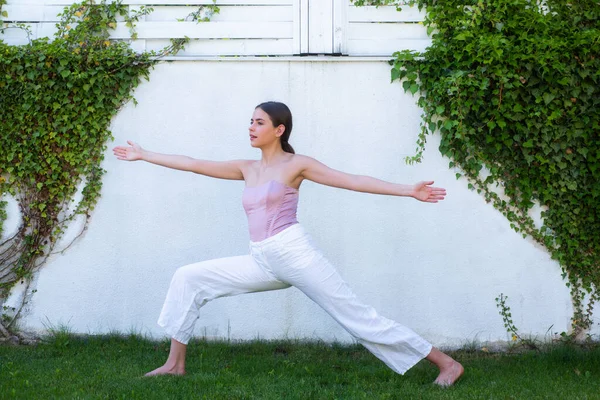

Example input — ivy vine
[355,0,599,338]
[2,0,597,342]
[0,0,217,341]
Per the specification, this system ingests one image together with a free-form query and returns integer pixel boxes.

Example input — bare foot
[144,364,186,377]
[433,359,464,387]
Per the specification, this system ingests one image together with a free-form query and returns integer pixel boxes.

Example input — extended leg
[279,244,462,384]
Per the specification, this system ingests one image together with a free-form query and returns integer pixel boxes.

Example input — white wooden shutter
[296,1,428,56]
[1,0,297,56]
[345,3,429,56]
[1,1,429,56]
[296,0,344,55]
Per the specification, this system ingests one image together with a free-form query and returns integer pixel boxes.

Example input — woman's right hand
[113,140,145,161]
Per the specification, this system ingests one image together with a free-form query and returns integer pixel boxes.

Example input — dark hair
[255,101,295,154]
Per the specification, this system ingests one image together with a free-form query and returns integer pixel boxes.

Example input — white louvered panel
[1,1,430,56]
[344,3,427,55]
[128,5,146,52]
[347,5,424,22]
[346,38,430,56]
[346,22,430,56]
[145,38,293,55]
[2,5,132,22]
[146,5,292,22]
[3,0,44,6]
[1,1,297,56]
[1,0,42,46]
[0,24,39,46]
[3,4,293,22]
[348,22,428,40]
[45,0,293,5]
[35,21,293,39]
[2,5,45,21]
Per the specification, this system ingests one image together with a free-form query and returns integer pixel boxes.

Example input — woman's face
[249,108,282,148]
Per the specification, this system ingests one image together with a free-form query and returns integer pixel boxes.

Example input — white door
[296,0,346,55]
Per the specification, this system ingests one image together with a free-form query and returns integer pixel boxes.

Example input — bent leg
[283,248,432,375]
[157,254,290,345]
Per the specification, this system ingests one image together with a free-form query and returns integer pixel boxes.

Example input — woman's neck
[259,146,288,168]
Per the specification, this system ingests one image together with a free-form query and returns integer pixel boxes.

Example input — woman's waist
[249,222,305,246]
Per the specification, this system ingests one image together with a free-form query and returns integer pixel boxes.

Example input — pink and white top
[242,180,299,242]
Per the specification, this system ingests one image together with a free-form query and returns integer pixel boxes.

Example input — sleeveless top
[242,180,299,242]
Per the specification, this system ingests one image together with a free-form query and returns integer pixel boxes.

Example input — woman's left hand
[412,181,447,203]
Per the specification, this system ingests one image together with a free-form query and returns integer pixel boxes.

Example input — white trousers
[157,223,432,374]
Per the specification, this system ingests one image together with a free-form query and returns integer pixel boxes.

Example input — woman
[113,101,463,386]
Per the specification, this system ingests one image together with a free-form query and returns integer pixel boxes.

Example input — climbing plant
[354,0,599,338]
[0,0,217,341]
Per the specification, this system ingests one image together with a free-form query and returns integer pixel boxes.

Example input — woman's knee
[171,262,206,286]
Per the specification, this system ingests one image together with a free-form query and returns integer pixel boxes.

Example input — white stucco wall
[4,59,598,347]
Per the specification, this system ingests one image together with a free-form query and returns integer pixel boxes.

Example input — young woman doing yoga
[112,101,464,386]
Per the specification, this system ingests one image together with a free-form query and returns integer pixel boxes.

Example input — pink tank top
[242,180,299,242]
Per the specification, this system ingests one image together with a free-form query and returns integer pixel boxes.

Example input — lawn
[1,333,599,399]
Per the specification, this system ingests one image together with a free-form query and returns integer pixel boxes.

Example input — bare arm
[299,156,446,203]
[113,140,246,180]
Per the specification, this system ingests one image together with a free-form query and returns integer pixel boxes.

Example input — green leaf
[577,148,588,157]
[542,93,555,105]
[409,84,419,95]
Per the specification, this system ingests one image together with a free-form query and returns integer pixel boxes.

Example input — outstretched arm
[112,140,247,180]
[299,156,446,203]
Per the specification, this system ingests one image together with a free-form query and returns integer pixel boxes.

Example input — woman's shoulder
[289,154,325,183]
[291,154,326,172]
[289,153,317,165]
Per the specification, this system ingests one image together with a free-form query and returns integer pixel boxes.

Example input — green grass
[1,333,599,399]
